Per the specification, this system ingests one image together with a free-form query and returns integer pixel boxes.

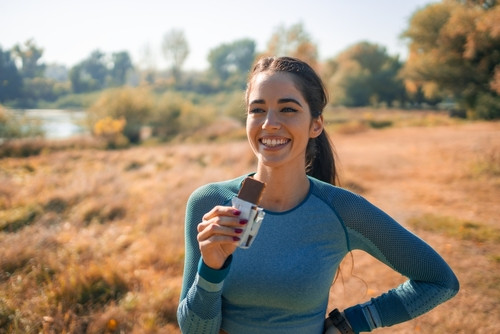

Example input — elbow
[439,269,460,302]
[449,272,460,298]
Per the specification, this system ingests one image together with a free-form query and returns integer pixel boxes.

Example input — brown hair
[246,56,340,186]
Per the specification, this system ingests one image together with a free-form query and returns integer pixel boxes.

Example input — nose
[262,110,281,130]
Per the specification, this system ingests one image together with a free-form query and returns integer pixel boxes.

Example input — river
[11,109,89,139]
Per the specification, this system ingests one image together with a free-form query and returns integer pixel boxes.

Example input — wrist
[326,309,355,334]
[198,256,232,283]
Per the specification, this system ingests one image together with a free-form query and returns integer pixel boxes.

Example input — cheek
[246,117,258,136]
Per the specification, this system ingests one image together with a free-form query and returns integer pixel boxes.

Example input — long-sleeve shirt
[177,174,459,333]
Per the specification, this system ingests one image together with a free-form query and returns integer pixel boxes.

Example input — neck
[254,165,310,212]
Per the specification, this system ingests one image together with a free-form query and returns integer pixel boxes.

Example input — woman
[177,56,459,333]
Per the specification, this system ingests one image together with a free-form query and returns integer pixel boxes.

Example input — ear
[309,115,324,138]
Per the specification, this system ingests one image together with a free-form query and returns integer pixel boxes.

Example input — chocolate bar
[237,177,266,204]
[232,177,266,249]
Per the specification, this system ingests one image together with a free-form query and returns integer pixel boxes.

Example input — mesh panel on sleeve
[312,180,459,325]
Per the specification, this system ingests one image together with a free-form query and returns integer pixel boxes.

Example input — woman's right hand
[197,206,246,269]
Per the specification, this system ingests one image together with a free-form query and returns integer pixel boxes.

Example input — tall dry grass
[0,112,499,333]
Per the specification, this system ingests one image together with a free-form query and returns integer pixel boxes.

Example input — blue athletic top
[177,175,459,333]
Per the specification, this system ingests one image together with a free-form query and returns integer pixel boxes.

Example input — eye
[248,107,265,114]
[281,107,298,113]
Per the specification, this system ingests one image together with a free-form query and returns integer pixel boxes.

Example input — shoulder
[185,175,248,225]
[309,176,364,205]
[308,176,379,221]
[187,175,247,208]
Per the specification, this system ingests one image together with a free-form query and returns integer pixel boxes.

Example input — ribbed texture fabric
[177,174,459,333]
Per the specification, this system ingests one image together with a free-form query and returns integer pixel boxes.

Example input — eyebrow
[249,98,302,107]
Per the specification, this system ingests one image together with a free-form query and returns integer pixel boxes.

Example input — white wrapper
[232,196,265,249]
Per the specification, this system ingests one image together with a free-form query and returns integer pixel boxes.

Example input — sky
[0,0,437,71]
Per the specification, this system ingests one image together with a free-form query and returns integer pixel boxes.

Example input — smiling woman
[245,71,324,182]
[177,56,459,334]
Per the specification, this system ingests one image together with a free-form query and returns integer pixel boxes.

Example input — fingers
[197,206,246,244]
[197,206,247,269]
[202,205,241,223]
[197,218,245,243]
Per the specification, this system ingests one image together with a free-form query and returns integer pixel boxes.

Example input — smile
[259,138,290,148]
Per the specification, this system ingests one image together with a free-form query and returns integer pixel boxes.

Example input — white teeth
[261,138,288,147]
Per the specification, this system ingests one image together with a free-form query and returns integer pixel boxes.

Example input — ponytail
[306,130,340,186]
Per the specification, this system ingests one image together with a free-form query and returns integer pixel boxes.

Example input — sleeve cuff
[198,255,233,284]
[344,304,371,333]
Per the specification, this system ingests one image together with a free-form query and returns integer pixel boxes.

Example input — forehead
[248,71,304,101]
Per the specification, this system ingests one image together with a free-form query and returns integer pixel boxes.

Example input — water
[12,109,89,139]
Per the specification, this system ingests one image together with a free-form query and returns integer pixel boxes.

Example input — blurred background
[0,0,499,333]
[0,0,498,143]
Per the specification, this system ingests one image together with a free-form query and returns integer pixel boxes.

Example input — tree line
[0,0,499,119]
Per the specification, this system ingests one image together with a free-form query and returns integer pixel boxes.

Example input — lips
[259,137,290,148]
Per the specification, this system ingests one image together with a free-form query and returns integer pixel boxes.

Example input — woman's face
[246,71,323,171]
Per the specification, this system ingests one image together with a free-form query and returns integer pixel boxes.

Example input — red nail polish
[239,219,248,225]
[233,236,240,241]
[234,228,243,234]
[233,209,241,216]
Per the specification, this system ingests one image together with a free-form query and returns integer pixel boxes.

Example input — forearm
[338,196,459,332]
[177,257,232,333]
[177,274,224,334]
[342,276,458,333]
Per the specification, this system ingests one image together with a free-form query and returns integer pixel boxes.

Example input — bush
[151,91,217,141]
[470,93,500,120]
[0,105,45,139]
[149,92,183,140]
[93,116,129,149]
[88,87,153,143]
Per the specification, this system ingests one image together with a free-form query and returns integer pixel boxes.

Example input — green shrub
[0,106,45,139]
[220,91,246,124]
[88,87,153,143]
[368,119,393,129]
[47,92,101,109]
[470,92,500,120]
[149,92,183,140]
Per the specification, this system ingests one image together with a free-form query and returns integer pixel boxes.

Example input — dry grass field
[0,113,499,333]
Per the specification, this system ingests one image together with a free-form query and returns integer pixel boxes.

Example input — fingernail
[234,228,243,234]
[233,236,240,241]
[239,219,248,225]
[233,209,241,216]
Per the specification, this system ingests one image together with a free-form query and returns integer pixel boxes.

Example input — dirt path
[327,122,500,333]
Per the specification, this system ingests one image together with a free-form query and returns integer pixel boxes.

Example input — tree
[83,50,108,89]
[265,22,319,69]
[207,38,256,89]
[401,1,500,118]
[161,29,189,81]
[11,39,45,79]
[110,51,133,86]
[45,63,69,82]
[70,50,108,93]
[0,47,23,102]
[324,42,405,107]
